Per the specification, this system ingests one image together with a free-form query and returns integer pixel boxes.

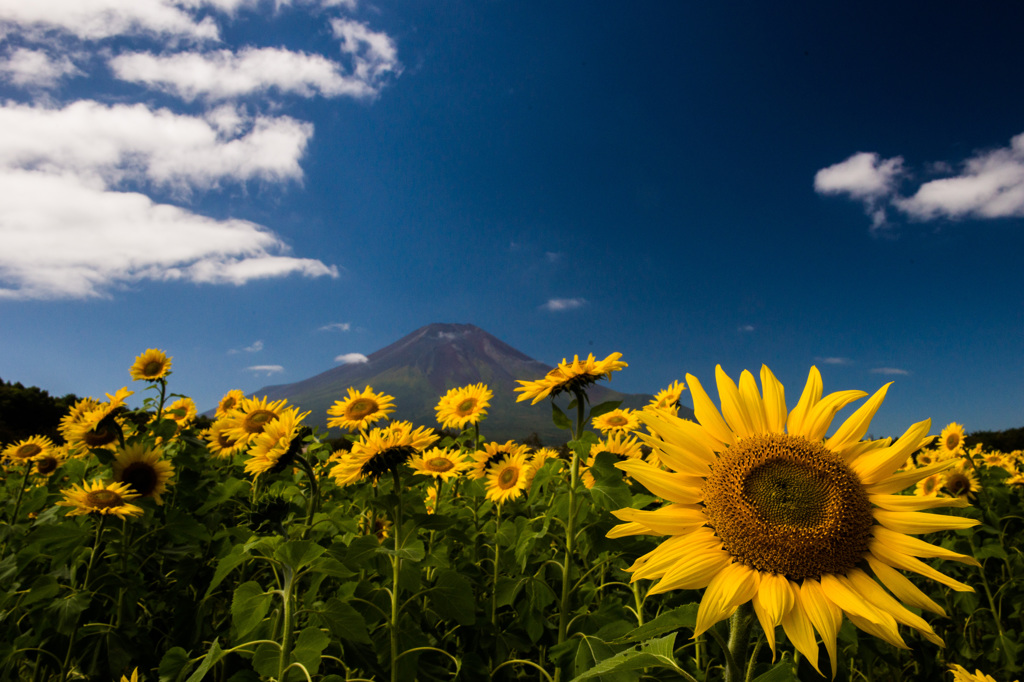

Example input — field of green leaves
[0,350,1021,682]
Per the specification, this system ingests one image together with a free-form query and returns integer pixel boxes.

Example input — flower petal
[752,573,795,660]
[615,459,703,504]
[685,372,735,446]
[850,419,932,485]
[760,365,788,434]
[781,595,820,675]
[873,509,980,535]
[786,366,822,437]
[800,389,868,441]
[693,562,760,637]
[844,568,944,646]
[825,382,891,453]
[865,555,946,616]
[799,579,843,680]
[611,504,707,535]
[869,494,970,512]
[739,370,768,435]
[648,542,732,594]
[716,365,755,439]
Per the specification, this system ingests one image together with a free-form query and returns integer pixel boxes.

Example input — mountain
[250,323,692,445]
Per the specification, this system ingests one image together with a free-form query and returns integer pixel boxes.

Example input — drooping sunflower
[244,409,309,479]
[65,387,134,451]
[112,443,175,504]
[327,386,396,432]
[939,422,966,457]
[408,447,472,481]
[329,420,438,486]
[470,440,532,480]
[33,444,69,478]
[609,365,980,677]
[2,435,54,465]
[647,380,687,415]
[129,348,172,381]
[220,395,291,448]
[216,389,246,418]
[435,383,493,430]
[515,352,627,405]
[581,432,645,489]
[58,479,143,519]
[592,408,641,435]
[484,452,532,504]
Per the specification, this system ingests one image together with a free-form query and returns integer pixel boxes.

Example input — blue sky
[1,1,1022,439]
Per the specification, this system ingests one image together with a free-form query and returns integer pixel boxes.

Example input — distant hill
[251,323,692,445]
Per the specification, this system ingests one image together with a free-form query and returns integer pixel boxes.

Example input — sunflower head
[581,432,645,489]
[327,386,396,432]
[592,408,641,434]
[33,444,69,477]
[470,440,531,480]
[216,389,246,418]
[202,420,245,459]
[164,397,196,429]
[408,447,472,481]
[435,383,493,430]
[2,435,54,465]
[329,421,438,486]
[944,462,980,498]
[514,352,627,405]
[113,443,175,504]
[244,409,310,479]
[939,422,966,456]
[129,348,172,382]
[647,380,687,415]
[58,479,144,519]
[221,396,291,447]
[484,452,532,504]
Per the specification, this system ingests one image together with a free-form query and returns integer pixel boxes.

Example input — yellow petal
[845,611,909,650]
[863,458,956,495]
[634,430,712,476]
[871,526,981,566]
[869,493,970,512]
[868,536,976,592]
[685,372,736,446]
[640,408,725,460]
[800,389,868,442]
[760,365,788,434]
[738,370,768,435]
[865,555,946,616]
[614,459,703,504]
[850,419,932,485]
[835,436,891,464]
[606,521,666,539]
[781,595,820,675]
[873,509,980,535]
[825,382,891,453]
[786,366,822,437]
[630,528,719,580]
[752,573,794,660]
[693,562,760,637]
[799,579,842,680]
[611,504,707,535]
[844,568,944,646]
[716,366,755,439]
[820,574,906,649]
[648,543,732,594]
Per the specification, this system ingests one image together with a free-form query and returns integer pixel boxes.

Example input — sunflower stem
[294,454,319,538]
[276,566,297,682]
[62,515,106,682]
[724,602,754,682]
[389,466,404,682]
[555,393,584,680]
[7,460,33,525]
[491,504,502,628]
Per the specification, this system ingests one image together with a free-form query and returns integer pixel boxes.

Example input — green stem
[294,454,319,538]
[556,390,586,674]
[491,504,502,627]
[276,569,296,682]
[62,515,106,682]
[7,461,32,527]
[390,467,404,682]
[725,602,754,682]
[155,378,167,421]
[631,582,645,627]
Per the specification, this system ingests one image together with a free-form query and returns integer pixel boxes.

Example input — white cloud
[870,367,910,376]
[246,364,284,375]
[541,297,587,312]
[0,169,337,299]
[334,352,368,364]
[0,48,81,88]
[0,0,220,41]
[319,322,351,332]
[737,324,755,333]
[330,17,401,90]
[814,152,904,200]
[242,340,264,352]
[816,357,851,365]
[110,47,377,101]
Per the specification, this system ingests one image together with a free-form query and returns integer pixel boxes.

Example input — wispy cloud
[737,324,755,333]
[0,48,81,89]
[541,297,587,312]
[334,352,368,364]
[319,322,352,332]
[544,251,563,264]
[816,356,851,365]
[870,367,911,376]
[246,364,284,375]
[229,340,264,354]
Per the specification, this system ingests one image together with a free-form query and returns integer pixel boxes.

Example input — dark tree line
[0,378,79,447]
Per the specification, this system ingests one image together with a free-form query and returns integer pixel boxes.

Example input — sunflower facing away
[514,352,627,405]
[435,383,493,430]
[408,447,472,481]
[609,365,980,678]
[327,386,396,432]
[129,348,172,381]
[329,420,439,486]
[58,479,143,519]
[483,452,532,504]
[113,443,175,504]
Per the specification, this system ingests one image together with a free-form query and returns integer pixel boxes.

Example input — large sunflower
[515,352,627,405]
[408,447,472,481]
[327,386,396,432]
[329,421,439,486]
[483,452,532,504]
[129,348,172,381]
[435,383,493,430]
[2,435,54,465]
[113,443,175,504]
[609,365,980,677]
[245,409,309,479]
[470,440,532,480]
[58,479,143,519]
[221,396,291,448]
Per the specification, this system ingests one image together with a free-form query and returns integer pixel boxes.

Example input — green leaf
[184,639,224,682]
[614,603,699,643]
[158,647,191,682]
[251,642,280,679]
[752,655,799,682]
[320,598,371,644]
[47,590,91,635]
[552,402,573,430]
[342,534,382,569]
[588,400,623,420]
[570,634,682,681]
[289,626,330,680]
[205,544,247,598]
[587,451,632,511]
[196,477,249,515]
[427,568,476,626]
[574,634,634,682]
[231,581,274,637]
[274,540,326,572]
[20,574,59,607]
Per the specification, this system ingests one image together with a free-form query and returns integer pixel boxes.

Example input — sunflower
[408,447,472,481]
[581,432,645,489]
[164,397,196,429]
[484,452,532,504]
[424,486,438,514]
[915,473,944,497]
[608,365,980,677]
[33,444,69,478]
[244,409,309,479]
[216,389,246,418]
[435,383,493,430]
[2,435,54,465]
[112,443,175,504]
[530,447,562,469]
[939,422,966,457]
[329,421,438,486]
[129,348,172,381]
[359,509,392,540]
[648,380,687,415]
[592,408,641,434]
[470,440,532,480]
[65,387,134,451]
[515,352,627,405]
[59,397,103,452]
[58,479,143,519]
[119,669,139,682]
[944,462,980,499]
[327,386,396,432]
[202,420,245,459]
[221,396,291,448]
[948,665,1016,682]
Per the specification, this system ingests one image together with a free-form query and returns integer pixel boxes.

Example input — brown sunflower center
[83,427,116,447]
[606,415,628,426]
[426,457,455,472]
[14,443,43,459]
[921,475,940,496]
[497,467,519,489]
[702,433,873,581]
[946,471,972,496]
[243,409,277,433]
[217,431,235,449]
[121,462,159,496]
[456,398,477,415]
[347,399,377,420]
[143,360,164,377]
[85,489,124,508]
[945,433,961,450]
[35,456,59,475]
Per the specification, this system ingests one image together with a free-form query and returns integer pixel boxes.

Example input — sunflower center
[121,462,159,496]
[945,434,961,450]
[143,360,164,377]
[606,415,628,426]
[456,398,477,415]
[497,467,519,489]
[35,456,59,475]
[702,433,874,581]
[14,443,42,459]
[85,489,124,508]
[427,457,454,472]
[83,427,116,447]
[347,399,377,420]
[243,409,277,433]
[946,472,972,496]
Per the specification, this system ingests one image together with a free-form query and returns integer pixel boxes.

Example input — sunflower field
[1,350,1022,682]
